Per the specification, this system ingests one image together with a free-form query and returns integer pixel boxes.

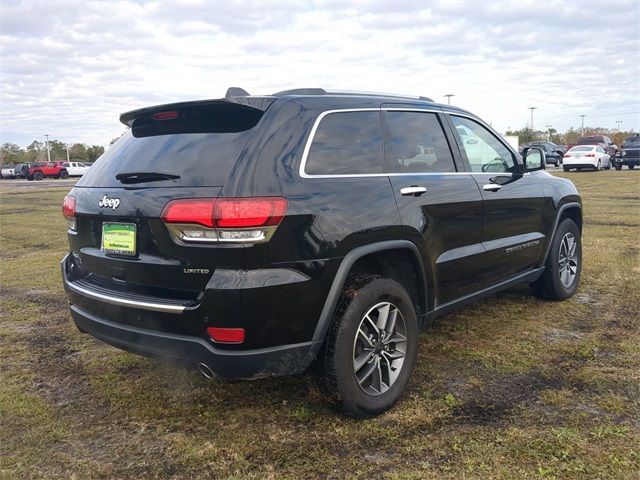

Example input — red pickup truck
[27,162,69,180]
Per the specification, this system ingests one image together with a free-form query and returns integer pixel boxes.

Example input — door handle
[483,183,502,192]
[400,186,427,196]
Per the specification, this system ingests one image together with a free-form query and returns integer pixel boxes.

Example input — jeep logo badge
[99,195,120,210]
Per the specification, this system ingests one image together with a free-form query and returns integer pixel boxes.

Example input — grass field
[1,170,639,479]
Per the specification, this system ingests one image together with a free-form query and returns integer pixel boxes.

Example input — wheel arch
[541,202,582,265]
[310,240,427,348]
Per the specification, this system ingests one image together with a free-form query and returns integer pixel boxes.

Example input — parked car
[13,163,30,178]
[577,135,618,158]
[61,88,583,418]
[563,145,611,171]
[1,165,16,179]
[524,142,563,167]
[615,134,640,170]
[62,161,91,176]
[27,162,69,180]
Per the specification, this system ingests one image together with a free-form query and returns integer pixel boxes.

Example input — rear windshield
[570,146,595,152]
[77,104,262,188]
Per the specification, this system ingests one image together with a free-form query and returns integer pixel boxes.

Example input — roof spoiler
[119,96,275,127]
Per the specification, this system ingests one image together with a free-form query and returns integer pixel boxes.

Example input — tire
[615,164,622,171]
[629,164,635,170]
[595,160,601,171]
[531,218,581,300]
[33,171,44,181]
[59,170,69,179]
[554,160,559,168]
[27,175,34,181]
[563,167,570,172]
[314,274,418,418]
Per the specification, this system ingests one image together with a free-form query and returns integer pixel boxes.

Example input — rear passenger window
[385,112,456,173]
[305,111,383,175]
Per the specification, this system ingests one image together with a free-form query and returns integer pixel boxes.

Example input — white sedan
[563,145,611,171]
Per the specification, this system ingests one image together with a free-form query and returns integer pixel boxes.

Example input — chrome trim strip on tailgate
[66,280,187,313]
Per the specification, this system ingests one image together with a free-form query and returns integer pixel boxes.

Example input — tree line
[505,126,637,146]
[0,140,106,165]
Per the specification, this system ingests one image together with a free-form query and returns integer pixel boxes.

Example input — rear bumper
[563,162,597,169]
[61,254,321,378]
[69,304,318,379]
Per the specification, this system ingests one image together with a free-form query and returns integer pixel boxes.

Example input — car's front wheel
[33,171,44,181]
[531,218,581,300]
[315,275,418,418]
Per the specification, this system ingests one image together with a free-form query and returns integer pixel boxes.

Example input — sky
[1,0,639,147]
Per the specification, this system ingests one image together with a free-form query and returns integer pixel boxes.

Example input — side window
[451,116,516,173]
[63,162,70,167]
[305,111,383,175]
[385,111,456,173]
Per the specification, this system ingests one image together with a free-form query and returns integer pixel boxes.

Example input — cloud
[0,0,638,146]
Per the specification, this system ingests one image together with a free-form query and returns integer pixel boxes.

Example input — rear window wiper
[115,172,181,184]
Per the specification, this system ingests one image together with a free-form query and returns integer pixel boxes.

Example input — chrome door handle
[483,183,502,192]
[400,186,427,196]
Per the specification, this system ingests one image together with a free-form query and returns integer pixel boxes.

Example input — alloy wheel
[558,232,578,288]
[352,302,407,396]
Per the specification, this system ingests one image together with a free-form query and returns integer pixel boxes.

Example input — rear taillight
[161,197,288,243]
[62,195,77,231]
[585,153,596,157]
[563,154,571,158]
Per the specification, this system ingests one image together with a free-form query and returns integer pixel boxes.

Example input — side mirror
[522,147,546,171]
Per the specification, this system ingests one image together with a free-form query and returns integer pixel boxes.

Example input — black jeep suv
[61,88,582,417]
[616,134,640,170]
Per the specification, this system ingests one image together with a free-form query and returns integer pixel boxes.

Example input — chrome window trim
[298,107,523,179]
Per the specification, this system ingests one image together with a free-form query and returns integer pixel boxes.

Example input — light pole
[44,134,51,162]
[616,120,623,131]
[580,115,587,137]
[444,94,455,105]
[528,107,537,130]
[66,145,70,162]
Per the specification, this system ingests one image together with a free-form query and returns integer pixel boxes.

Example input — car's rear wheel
[314,274,418,418]
[531,218,581,300]
[629,164,635,170]
[563,167,570,172]
[596,160,601,171]
[59,170,69,179]
[33,171,44,181]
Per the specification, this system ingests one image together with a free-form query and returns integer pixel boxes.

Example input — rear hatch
[66,99,274,300]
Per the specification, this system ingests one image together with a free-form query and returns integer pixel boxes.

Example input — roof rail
[271,88,433,102]
[272,88,328,96]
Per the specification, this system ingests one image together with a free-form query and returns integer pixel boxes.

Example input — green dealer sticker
[102,223,136,256]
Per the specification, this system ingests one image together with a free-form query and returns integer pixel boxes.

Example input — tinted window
[305,111,383,175]
[385,112,456,173]
[77,105,261,188]
[570,146,595,152]
[451,116,516,173]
